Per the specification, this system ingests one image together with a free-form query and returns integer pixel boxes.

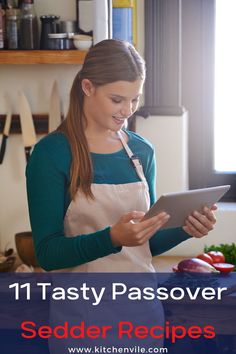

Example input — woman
[26,39,216,273]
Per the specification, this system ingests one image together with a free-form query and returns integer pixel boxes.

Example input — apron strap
[117,130,147,183]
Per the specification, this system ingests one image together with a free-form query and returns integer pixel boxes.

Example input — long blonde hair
[58,39,146,200]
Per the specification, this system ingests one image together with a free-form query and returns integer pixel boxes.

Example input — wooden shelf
[0,50,87,65]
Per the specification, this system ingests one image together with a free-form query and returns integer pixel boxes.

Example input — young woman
[26,39,216,273]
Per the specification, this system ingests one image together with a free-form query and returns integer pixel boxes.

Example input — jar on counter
[0,1,6,49]
[6,8,20,49]
[19,0,39,49]
[59,20,76,34]
[40,15,59,49]
[67,32,75,49]
[48,33,69,50]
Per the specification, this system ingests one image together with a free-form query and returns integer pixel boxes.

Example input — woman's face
[82,79,144,132]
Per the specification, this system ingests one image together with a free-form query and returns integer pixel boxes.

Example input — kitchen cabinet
[0,50,87,65]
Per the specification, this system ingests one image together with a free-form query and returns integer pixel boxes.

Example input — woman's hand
[183,205,217,238]
[110,211,170,247]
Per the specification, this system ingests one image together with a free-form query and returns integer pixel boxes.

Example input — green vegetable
[204,243,236,271]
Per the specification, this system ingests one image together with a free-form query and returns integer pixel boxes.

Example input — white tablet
[143,185,230,229]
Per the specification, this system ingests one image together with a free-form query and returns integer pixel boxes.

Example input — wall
[136,113,189,197]
[0,0,235,256]
[35,0,76,21]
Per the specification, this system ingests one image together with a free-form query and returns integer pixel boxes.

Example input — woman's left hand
[183,205,217,238]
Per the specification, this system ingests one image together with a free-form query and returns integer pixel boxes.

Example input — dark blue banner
[0,272,236,354]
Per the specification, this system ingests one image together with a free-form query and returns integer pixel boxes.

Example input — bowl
[73,34,93,50]
[15,231,38,267]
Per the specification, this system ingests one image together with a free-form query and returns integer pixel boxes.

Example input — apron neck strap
[117,130,133,158]
[117,130,147,183]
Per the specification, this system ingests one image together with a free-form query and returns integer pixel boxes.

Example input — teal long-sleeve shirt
[26,130,190,271]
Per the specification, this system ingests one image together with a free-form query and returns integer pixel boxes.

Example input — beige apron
[63,130,155,273]
[49,131,164,353]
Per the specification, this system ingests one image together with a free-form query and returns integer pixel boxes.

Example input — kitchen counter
[14,255,185,273]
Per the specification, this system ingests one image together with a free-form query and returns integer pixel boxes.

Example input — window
[144,0,236,201]
[214,0,236,173]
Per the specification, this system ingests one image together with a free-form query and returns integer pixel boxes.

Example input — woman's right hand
[110,211,170,247]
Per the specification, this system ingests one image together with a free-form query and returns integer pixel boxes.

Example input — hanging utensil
[19,91,37,162]
[48,81,62,133]
[0,95,12,164]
